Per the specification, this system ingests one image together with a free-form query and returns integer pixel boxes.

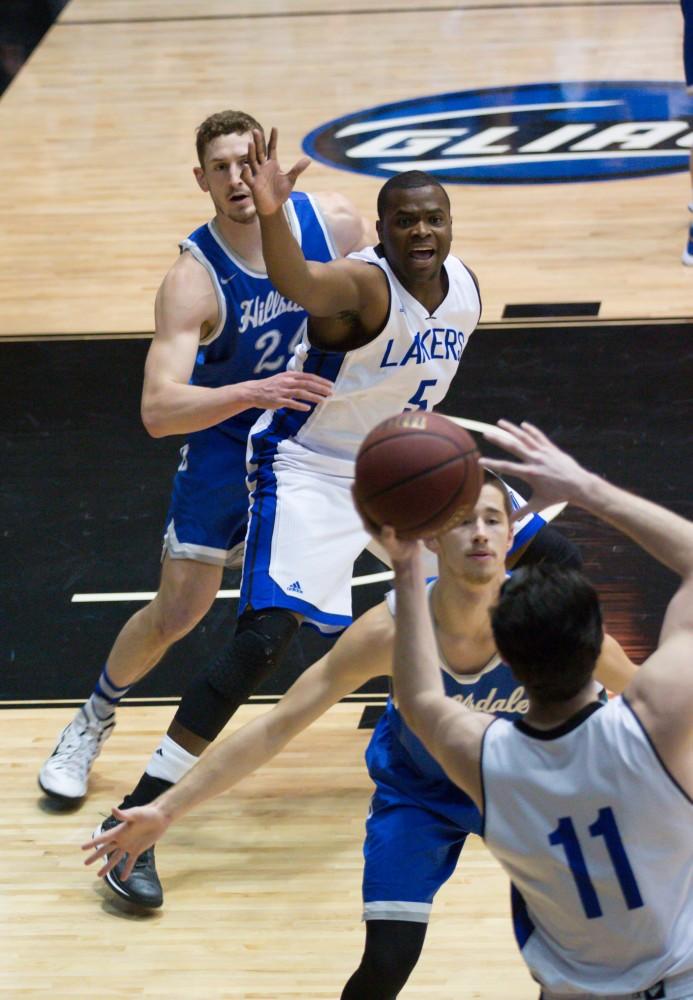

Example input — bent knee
[148,591,214,642]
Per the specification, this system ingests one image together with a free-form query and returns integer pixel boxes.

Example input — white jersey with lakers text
[481,696,693,997]
[280,244,481,464]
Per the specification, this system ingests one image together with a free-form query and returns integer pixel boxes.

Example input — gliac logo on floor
[303,82,693,184]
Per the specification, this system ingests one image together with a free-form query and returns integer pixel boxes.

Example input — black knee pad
[173,607,299,743]
[207,607,299,700]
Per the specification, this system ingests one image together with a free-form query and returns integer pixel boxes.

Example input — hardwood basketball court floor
[1,2,691,997]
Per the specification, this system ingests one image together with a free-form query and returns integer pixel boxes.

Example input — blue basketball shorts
[361,723,481,923]
[163,427,250,568]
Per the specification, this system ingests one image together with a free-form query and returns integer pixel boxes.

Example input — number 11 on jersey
[549,806,645,919]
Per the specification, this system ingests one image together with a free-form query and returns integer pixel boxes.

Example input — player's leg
[95,602,301,909]
[38,555,222,804]
[341,921,427,1000]
[341,782,467,999]
[39,432,244,805]
[97,462,368,907]
[161,451,367,766]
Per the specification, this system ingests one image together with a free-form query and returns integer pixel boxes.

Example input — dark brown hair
[195,110,264,167]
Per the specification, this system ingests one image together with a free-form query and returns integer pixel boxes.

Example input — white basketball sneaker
[38,702,115,803]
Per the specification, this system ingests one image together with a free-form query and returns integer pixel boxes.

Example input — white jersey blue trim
[481,697,693,996]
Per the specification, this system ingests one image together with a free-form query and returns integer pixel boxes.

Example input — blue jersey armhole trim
[510,882,535,950]
[622,695,693,806]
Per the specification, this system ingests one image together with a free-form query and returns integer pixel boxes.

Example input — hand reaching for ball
[353,411,482,540]
[482,420,594,515]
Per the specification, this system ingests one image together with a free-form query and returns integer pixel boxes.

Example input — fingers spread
[287,157,312,184]
[247,136,259,173]
[253,128,267,163]
[267,126,278,159]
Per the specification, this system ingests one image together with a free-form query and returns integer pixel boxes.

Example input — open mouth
[408,247,435,261]
[230,192,251,203]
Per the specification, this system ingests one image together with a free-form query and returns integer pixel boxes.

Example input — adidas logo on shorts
[287,580,303,594]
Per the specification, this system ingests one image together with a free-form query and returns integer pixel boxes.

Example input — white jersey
[481,696,693,997]
[242,246,479,633]
[280,244,481,465]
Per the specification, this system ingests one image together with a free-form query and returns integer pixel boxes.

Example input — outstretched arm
[377,529,493,809]
[83,601,395,878]
[483,420,693,790]
[241,129,387,320]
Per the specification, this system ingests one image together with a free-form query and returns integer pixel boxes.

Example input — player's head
[490,565,604,702]
[375,172,452,287]
[426,472,513,585]
[193,110,265,225]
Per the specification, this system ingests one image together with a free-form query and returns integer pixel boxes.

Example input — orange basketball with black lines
[354,411,483,540]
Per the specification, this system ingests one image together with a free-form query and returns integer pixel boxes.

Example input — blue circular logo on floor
[303,82,693,184]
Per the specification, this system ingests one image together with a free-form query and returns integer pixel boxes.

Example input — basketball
[354,411,483,539]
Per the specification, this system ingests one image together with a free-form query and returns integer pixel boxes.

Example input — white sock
[145,734,199,784]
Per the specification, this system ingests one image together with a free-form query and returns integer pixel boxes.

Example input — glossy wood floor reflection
[6,704,536,999]
[0,0,690,335]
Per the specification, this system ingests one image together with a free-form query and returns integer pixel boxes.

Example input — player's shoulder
[347,244,379,263]
[448,255,480,289]
[313,191,369,254]
[155,248,217,331]
[159,247,214,298]
[313,190,359,217]
[386,577,437,617]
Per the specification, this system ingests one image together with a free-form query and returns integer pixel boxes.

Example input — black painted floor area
[1,324,691,703]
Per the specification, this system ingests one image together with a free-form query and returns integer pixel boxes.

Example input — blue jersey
[365,582,529,837]
[161,193,337,567]
[180,191,337,444]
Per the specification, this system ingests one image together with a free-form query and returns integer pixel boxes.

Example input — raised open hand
[482,420,593,518]
[241,128,311,216]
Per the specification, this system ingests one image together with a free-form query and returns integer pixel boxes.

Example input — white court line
[71,415,565,605]
[71,569,395,603]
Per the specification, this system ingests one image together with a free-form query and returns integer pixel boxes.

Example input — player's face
[194,132,257,225]
[432,483,512,583]
[376,186,452,286]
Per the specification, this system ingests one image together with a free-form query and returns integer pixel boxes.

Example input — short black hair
[490,565,603,703]
[376,171,450,219]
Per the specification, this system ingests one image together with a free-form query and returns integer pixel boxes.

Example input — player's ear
[194,166,209,193]
[375,218,383,243]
